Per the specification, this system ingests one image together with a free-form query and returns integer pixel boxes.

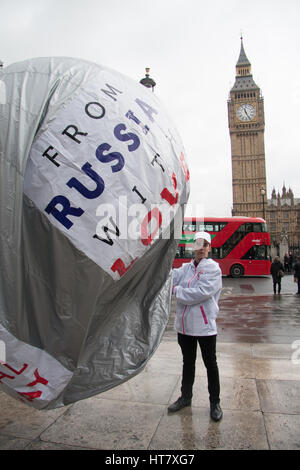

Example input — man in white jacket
[168,231,223,421]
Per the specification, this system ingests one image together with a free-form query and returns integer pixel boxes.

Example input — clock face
[237,104,256,121]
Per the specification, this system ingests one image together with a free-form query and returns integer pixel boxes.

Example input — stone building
[267,186,300,256]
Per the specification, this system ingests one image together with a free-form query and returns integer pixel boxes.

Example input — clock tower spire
[236,36,251,75]
[228,37,267,218]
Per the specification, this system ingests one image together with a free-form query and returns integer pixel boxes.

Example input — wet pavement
[218,295,300,344]
[0,275,299,451]
[219,275,300,345]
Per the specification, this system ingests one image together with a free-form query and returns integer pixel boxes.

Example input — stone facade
[267,186,300,255]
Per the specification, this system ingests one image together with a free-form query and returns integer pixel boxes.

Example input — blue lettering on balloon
[95,143,125,173]
[45,106,149,230]
[45,196,84,229]
[113,123,140,152]
[67,162,105,199]
[125,110,150,135]
[135,98,158,123]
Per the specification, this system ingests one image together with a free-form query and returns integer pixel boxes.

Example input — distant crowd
[283,252,296,273]
[270,252,300,295]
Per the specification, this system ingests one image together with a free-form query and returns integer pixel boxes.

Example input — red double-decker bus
[173,216,271,277]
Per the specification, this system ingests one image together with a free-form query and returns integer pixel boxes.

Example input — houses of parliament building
[228,38,300,255]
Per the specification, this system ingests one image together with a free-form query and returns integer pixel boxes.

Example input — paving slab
[257,380,300,413]
[253,358,300,380]
[100,371,179,405]
[216,342,253,358]
[40,396,165,450]
[0,391,69,440]
[263,413,300,450]
[0,434,31,450]
[149,408,269,450]
[169,375,260,411]
[216,354,256,379]
[25,440,92,450]
[251,343,295,359]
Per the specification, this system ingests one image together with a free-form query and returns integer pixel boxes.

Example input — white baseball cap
[192,231,211,250]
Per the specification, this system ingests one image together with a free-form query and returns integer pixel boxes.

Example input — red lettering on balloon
[111,257,137,277]
[0,371,14,383]
[141,208,162,246]
[180,152,190,182]
[26,369,48,387]
[160,172,178,206]
[4,363,28,375]
[0,363,28,384]
[18,391,43,402]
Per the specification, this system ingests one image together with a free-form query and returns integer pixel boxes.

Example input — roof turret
[231,37,259,92]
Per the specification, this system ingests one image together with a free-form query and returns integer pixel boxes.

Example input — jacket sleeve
[174,264,222,305]
[172,264,186,286]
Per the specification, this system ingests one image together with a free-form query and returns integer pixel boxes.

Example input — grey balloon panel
[0,57,189,409]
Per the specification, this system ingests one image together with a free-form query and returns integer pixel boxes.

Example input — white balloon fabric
[0,58,190,409]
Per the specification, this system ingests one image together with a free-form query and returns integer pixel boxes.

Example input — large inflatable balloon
[0,58,190,409]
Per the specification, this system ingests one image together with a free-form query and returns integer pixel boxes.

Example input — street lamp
[139,68,156,91]
[260,187,266,220]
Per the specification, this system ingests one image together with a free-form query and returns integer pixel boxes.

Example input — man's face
[194,239,211,262]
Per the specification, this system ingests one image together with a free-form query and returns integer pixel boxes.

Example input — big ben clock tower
[228,37,267,217]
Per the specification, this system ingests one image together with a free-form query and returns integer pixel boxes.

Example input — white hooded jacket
[172,258,222,336]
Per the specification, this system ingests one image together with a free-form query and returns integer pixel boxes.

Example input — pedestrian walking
[294,256,300,295]
[168,231,223,421]
[289,252,294,274]
[284,253,289,272]
[270,256,284,294]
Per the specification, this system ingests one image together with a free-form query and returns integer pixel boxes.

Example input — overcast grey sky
[1,0,300,217]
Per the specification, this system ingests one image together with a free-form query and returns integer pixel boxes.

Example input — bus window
[253,223,262,232]
[238,223,252,232]
[183,222,196,232]
[185,221,228,233]
[238,223,265,233]
[221,232,244,258]
[175,246,193,259]
[183,247,194,259]
[242,245,268,260]
[261,223,267,232]
[256,246,268,259]
[175,247,181,258]
[211,247,220,259]
[196,222,205,231]
[214,223,227,231]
